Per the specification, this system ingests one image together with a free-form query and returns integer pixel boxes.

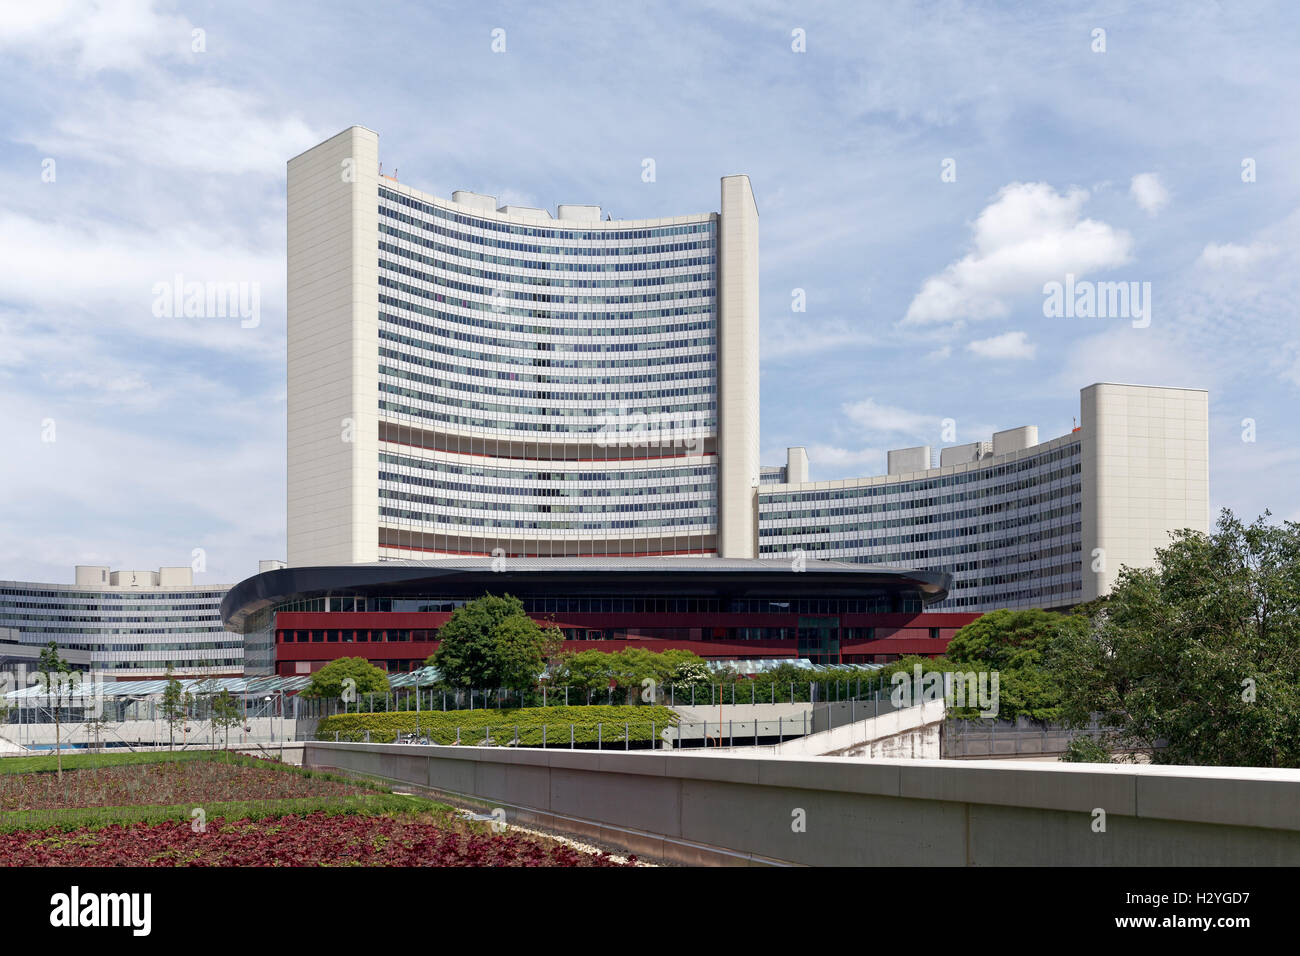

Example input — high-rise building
[280,127,1209,635]
[287,126,759,566]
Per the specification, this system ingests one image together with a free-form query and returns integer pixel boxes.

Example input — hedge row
[315,705,679,746]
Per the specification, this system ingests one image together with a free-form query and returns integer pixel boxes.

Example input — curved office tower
[758,384,1210,611]
[287,127,759,565]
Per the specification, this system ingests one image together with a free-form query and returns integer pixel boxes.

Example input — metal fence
[308,677,900,717]
[941,717,1108,759]
[317,712,818,751]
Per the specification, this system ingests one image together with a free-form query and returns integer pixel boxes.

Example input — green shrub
[316,704,678,745]
[1059,737,1112,763]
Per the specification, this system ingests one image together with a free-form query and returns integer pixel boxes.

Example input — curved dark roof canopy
[221,557,952,632]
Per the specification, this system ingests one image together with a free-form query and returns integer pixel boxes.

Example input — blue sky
[1,0,1297,585]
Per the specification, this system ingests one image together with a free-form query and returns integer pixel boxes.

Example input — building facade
[759,383,1209,610]
[279,127,1209,638]
[287,126,759,566]
[0,565,240,679]
[221,558,979,676]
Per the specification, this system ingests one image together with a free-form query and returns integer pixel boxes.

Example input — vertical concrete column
[717,175,760,558]
[287,126,381,566]
[1080,383,1210,600]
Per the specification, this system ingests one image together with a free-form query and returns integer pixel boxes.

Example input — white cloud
[799,444,886,475]
[1130,172,1170,216]
[763,317,874,361]
[841,397,937,435]
[0,0,194,75]
[1196,241,1279,269]
[967,330,1036,360]
[28,84,321,175]
[903,182,1132,325]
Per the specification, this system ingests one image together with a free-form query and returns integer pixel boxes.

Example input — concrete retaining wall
[304,741,1300,866]
[775,699,945,758]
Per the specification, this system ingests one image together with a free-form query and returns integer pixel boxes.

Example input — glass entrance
[797,616,841,665]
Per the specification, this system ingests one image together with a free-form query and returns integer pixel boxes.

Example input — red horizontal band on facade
[378,546,716,558]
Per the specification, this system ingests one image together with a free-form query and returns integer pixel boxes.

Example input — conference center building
[225,127,1209,675]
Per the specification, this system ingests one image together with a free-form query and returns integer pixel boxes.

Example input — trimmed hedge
[316,705,679,746]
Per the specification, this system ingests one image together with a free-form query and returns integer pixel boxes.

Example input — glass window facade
[758,439,1084,610]
[0,582,238,677]
[374,187,720,559]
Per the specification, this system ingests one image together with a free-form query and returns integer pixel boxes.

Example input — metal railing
[317,712,820,751]
[308,677,899,717]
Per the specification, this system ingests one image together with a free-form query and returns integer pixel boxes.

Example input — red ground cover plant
[0,812,636,867]
[0,761,369,811]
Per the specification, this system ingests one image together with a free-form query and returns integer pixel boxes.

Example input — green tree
[303,657,390,705]
[34,642,78,780]
[160,664,186,750]
[940,608,1083,721]
[208,689,243,757]
[429,594,551,691]
[1054,510,1300,767]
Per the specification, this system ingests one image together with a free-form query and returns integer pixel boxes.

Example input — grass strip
[0,749,389,794]
[0,792,448,833]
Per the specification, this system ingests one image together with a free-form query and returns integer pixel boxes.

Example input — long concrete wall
[304,741,1300,866]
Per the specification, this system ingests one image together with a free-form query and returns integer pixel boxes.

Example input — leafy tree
[160,664,187,750]
[942,608,1085,721]
[302,657,390,704]
[1054,510,1300,767]
[429,594,553,691]
[550,647,711,701]
[34,642,78,780]
[208,689,243,757]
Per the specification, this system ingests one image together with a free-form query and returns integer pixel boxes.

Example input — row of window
[759,445,1081,505]
[378,399,718,437]
[380,251,714,311]
[379,220,717,277]
[761,501,1080,550]
[379,285,716,345]
[379,206,716,263]
[379,363,714,406]
[379,327,716,372]
[381,187,715,242]
[378,234,714,290]
[378,487,716,517]
[378,504,715,532]
[273,595,923,615]
[379,452,715,484]
[378,345,715,389]
[378,380,714,424]
[379,197,714,251]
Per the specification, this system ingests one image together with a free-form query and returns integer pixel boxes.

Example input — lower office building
[0,565,245,679]
[758,383,1209,610]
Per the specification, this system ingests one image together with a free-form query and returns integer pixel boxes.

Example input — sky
[1,0,1298,585]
